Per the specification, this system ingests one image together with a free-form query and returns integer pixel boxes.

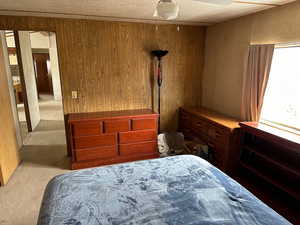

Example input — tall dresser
[67,109,159,169]
[178,107,240,174]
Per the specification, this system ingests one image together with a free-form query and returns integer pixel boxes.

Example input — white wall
[30,32,50,49]
[18,31,40,130]
[6,32,50,65]
[30,31,62,101]
[49,33,62,101]
[6,35,15,48]
[5,35,18,65]
[6,31,50,49]
[6,31,62,102]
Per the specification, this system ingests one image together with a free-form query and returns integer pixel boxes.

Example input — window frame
[260,44,300,136]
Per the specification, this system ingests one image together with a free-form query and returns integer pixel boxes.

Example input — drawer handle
[208,142,214,147]
[196,122,202,126]
[216,131,222,137]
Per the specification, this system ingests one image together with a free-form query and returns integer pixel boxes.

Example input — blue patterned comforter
[37,155,291,225]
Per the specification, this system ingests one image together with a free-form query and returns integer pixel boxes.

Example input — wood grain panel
[0,33,20,185]
[0,15,205,131]
[75,146,118,161]
[119,130,157,144]
[103,119,130,133]
[73,134,116,149]
[72,121,103,137]
[119,141,157,156]
[132,118,157,130]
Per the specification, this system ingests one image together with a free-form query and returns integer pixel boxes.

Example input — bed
[37,155,291,225]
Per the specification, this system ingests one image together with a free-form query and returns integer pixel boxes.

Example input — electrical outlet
[72,91,78,99]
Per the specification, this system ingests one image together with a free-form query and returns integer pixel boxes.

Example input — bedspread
[37,155,291,225]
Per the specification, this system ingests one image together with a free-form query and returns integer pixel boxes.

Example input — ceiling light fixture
[154,0,179,20]
[193,0,232,5]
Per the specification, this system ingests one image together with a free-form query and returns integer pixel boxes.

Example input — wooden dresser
[67,109,159,169]
[178,107,240,173]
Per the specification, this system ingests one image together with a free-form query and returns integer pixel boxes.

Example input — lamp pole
[151,50,168,133]
[157,57,162,117]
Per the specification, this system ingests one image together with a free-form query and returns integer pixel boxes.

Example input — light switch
[72,91,78,99]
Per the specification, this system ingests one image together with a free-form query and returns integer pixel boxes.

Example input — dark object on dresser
[178,107,240,173]
[239,122,300,201]
[67,109,159,169]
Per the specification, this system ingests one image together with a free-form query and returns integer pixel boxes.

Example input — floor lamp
[151,50,168,132]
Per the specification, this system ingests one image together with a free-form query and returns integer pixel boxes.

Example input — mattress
[37,155,291,225]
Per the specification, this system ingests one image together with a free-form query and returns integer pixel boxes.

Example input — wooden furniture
[239,122,300,201]
[178,107,240,173]
[67,109,159,169]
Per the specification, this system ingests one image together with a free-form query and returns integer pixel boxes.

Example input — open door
[14,31,40,131]
[0,32,21,185]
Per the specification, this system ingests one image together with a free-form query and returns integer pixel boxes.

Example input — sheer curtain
[241,44,275,122]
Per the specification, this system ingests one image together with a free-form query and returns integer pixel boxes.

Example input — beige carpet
[17,94,64,140]
[0,96,70,225]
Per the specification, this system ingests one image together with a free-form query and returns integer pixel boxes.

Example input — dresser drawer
[72,121,102,137]
[119,130,157,144]
[73,134,116,149]
[180,111,192,123]
[208,126,227,143]
[191,117,208,133]
[119,141,157,156]
[104,119,130,133]
[132,118,157,130]
[180,110,191,120]
[75,146,117,161]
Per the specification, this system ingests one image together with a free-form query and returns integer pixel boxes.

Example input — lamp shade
[151,50,169,59]
[154,0,179,20]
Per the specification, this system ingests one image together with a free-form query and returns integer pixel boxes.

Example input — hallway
[17,94,64,140]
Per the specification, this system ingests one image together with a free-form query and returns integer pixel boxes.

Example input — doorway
[33,52,53,96]
[3,30,67,160]
[0,30,69,224]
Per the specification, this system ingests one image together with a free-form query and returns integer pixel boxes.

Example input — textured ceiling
[0,0,296,25]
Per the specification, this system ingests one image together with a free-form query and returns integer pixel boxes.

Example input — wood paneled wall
[0,15,205,131]
[0,32,20,185]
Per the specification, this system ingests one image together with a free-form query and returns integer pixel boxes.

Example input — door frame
[3,29,69,156]
[13,31,33,132]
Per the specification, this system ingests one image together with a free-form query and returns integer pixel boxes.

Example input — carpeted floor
[17,94,64,140]
[0,96,70,225]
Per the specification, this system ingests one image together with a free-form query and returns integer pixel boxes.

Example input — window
[260,46,300,132]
